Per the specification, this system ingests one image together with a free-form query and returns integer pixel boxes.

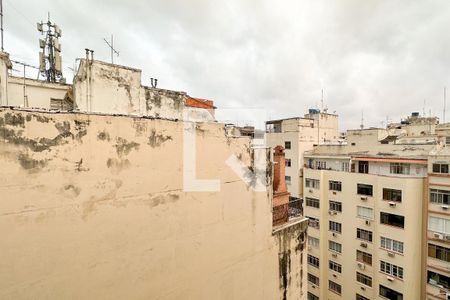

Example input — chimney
[273,145,287,194]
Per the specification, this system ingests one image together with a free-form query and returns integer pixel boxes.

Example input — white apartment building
[266,109,339,199]
[303,126,440,300]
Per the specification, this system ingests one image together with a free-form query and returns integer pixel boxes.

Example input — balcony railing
[273,198,303,226]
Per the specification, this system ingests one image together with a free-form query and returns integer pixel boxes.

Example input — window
[428,270,450,289]
[285,159,291,167]
[357,184,373,196]
[433,163,449,174]
[307,216,320,229]
[358,161,369,174]
[315,160,327,169]
[285,176,291,184]
[329,241,342,253]
[329,280,342,295]
[329,201,342,212]
[380,237,404,254]
[306,197,320,208]
[305,178,320,189]
[357,228,373,242]
[428,243,450,262]
[341,161,349,172]
[428,216,450,234]
[329,221,342,233]
[308,236,319,248]
[356,250,372,265]
[308,273,319,286]
[357,206,373,220]
[308,255,320,268]
[356,272,372,287]
[356,294,369,300]
[379,285,403,300]
[383,188,402,202]
[307,292,319,300]
[430,189,450,205]
[329,260,342,273]
[380,212,405,228]
[284,141,291,149]
[390,163,410,175]
[329,180,342,191]
[380,261,404,279]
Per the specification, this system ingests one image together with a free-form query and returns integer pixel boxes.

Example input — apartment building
[425,148,450,300]
[266,109,339,199]
[303,127,437,300]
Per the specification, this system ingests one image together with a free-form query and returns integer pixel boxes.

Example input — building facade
[303,127,440,300]
[266,110,339,199]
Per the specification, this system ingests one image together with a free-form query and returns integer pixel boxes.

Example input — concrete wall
[0,108,306,300]
[7,76,70,109]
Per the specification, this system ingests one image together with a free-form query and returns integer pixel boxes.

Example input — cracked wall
[0,108,306,300]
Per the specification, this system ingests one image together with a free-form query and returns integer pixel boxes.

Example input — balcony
[273,197,303,226]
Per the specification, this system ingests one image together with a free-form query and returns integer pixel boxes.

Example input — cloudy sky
[4,0,450,129]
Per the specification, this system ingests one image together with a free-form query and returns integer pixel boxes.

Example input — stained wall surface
[0,108,306,300]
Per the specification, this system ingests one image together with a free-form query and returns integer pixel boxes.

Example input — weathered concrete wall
[73,60,188,120]
[7,76,70,109]
[0,108,306,300]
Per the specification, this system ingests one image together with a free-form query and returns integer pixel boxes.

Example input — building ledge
[272,216,308,234]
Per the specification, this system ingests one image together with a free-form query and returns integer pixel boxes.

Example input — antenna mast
[445,87,447,123]
[1,0,4,52]
[360,110,364,129]
[103,34,119,64]
[37,13,63,83]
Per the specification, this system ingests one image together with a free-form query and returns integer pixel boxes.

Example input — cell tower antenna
[103,34,119,64]
[37,13,63,83]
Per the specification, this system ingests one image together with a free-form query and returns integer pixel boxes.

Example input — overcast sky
[4,0,450,129]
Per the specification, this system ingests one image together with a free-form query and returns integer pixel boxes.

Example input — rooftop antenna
[103,34,119,64]
[1,0,4,52]
[360,110,364,129]
[37,12,63,83]
[423,99,426,117]
[321,88,324,112]
[444,87,447,123]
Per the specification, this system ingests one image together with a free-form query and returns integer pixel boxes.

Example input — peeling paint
[114,137,140,156]
[17,153,48,170]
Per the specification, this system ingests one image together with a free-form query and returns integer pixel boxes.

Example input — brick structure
[273,145,290,225]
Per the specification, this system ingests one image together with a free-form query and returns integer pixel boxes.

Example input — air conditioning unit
[307,246,312,251]
[357,262,365,270]
[434,233,444,240]
[332,253,338,258]
[333,191,337,195]
[441,205,449,210]
[387,276,395,282]
[309,189,313,193]
[388,251,395,257]
[360,242,368,248]
[360,286,366,291]
[333,274,337,278]
[389,201,396,207]
[328,210,337,215]
[365,220,371,225]
[361,196,368,201]
[332,232,337,237]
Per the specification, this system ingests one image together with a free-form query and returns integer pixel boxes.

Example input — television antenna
[103,34,119,64]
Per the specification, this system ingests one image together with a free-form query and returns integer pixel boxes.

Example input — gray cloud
[4,0,450,130]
